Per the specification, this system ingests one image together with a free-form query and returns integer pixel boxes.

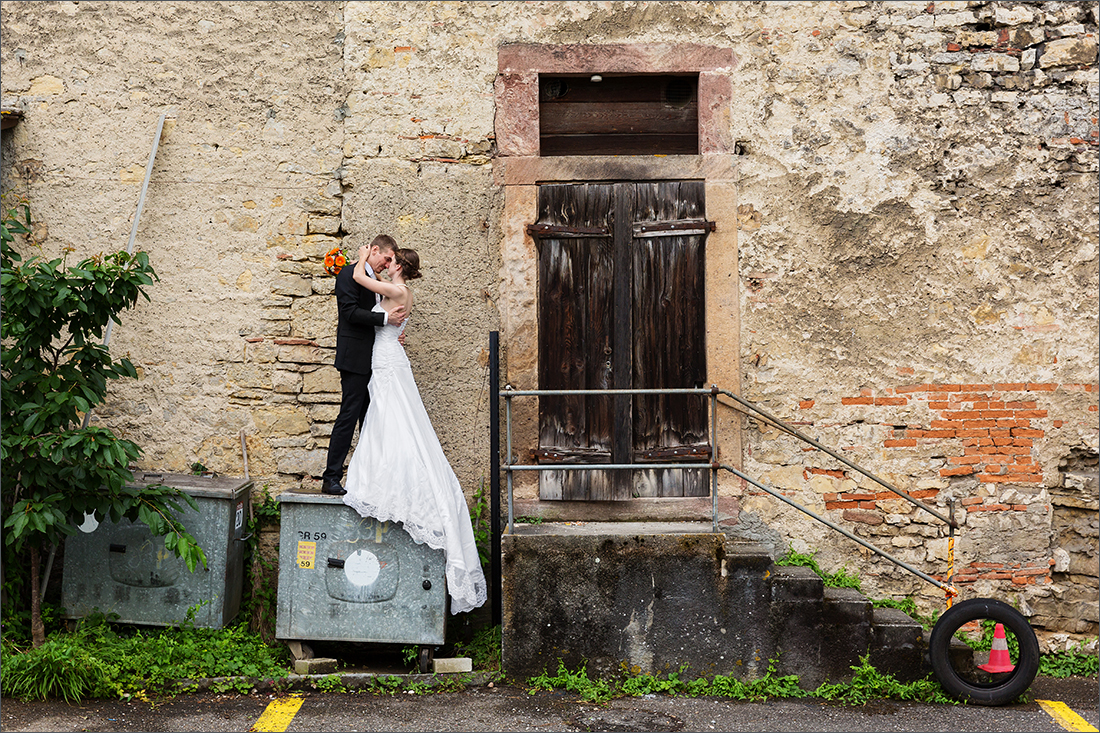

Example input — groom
[321,234,406,495]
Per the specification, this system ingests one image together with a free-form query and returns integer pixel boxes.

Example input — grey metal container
[275,489,447,651]
[61,472,251,628]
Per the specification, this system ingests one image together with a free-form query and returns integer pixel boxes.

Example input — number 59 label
[297,540,317,569]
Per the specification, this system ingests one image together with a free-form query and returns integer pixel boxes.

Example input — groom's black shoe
[321,480,346,496]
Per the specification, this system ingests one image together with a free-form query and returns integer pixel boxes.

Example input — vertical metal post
[947,498,956,609]
[505,391,515,534]
[489,332,501,626]
[710,387,718,534]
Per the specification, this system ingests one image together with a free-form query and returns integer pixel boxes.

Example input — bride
[342,245,487,615]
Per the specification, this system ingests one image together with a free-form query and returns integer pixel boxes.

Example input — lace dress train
[343,304,487,614]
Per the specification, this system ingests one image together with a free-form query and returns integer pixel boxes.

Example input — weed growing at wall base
[526,656,957,705]
[1039,640,1099,678]
[453,624,502,672]
[775,548,862,590]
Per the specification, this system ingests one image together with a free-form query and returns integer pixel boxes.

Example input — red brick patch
[941,466,974,477]
[839,381,1097,487]
[884,439,916,447]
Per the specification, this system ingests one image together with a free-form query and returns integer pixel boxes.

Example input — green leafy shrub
[0,609,289,701]
[814,656,956,705]
[1,635,115,702]
[528,661,616,702]
[241,484,280,642]
[872,597,939,630]
[469,479,490,570]
[527,656,954,705]
[2,203,206,647]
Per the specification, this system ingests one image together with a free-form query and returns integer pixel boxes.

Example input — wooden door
[531,181,710,501]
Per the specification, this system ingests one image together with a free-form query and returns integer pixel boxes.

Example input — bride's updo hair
[395,248,422,280]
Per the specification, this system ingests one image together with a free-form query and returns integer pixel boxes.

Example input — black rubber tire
[929,598,1039,706]
[418,645,434,674]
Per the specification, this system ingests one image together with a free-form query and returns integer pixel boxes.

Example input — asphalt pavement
[2,675,1096,732]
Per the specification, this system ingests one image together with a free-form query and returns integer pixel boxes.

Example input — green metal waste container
[61,472,251,628]
[275,489,447,668]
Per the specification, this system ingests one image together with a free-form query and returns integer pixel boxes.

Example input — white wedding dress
[344,301,487,615]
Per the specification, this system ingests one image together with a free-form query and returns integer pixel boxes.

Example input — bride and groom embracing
[321,234,487,615]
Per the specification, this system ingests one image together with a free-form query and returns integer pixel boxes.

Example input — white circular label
[344,549,381,587]
[77,512,99,534]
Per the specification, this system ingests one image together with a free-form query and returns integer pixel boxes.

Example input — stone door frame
[493,43,743,517]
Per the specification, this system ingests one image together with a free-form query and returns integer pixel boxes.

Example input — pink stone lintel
[497,43,737,74]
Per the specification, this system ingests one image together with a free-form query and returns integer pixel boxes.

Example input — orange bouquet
[324,246,348,276]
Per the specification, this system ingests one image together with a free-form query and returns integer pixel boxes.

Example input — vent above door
[538,75,699,156]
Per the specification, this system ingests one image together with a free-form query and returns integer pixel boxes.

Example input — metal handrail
[499,383,958,603]
[714,387,957,528]
[720,463,954,595]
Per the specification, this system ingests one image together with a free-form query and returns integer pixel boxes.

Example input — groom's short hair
[370,234,397,253]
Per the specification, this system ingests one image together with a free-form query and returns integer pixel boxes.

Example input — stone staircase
[770,565,925,686]
[501,527,944,686]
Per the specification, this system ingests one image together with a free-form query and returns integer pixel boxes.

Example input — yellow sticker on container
[297,540,316,569]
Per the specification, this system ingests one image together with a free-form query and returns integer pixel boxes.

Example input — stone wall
[2,1,1096,646]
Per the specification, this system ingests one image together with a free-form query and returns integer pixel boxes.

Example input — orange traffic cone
[978,623,1015,673]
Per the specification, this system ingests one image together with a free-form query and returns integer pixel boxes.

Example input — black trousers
[323,369,371,484]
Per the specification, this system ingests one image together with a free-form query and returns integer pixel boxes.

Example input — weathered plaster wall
[2,1,1097,646]
[0,1,500,499]
[717,0,1099,648]
[1,1,353,483]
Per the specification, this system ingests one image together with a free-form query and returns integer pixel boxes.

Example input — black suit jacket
[333,263,387,375]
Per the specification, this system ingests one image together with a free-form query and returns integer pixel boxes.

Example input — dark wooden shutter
[535,184,618,500]
[532,181,710,501]
[631,182,709,497]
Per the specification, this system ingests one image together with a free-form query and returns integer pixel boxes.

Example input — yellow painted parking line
[250,694,305,733]
[1037,700,1098,733]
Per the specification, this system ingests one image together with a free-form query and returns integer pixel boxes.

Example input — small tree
[1,203,206,647]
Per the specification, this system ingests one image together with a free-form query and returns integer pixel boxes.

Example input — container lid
[129,472,252,499]
[276,486,348,505]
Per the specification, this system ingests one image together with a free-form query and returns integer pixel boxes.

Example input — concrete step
[822,587,872,681]
[869,606,925,682]
[769,566,825,687]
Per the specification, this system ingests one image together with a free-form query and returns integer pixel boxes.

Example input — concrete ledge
[823,587,872,681]
[770,566,824,602]
[508,520,721,536]
[770,567,825,687]
[502,531,775,680]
